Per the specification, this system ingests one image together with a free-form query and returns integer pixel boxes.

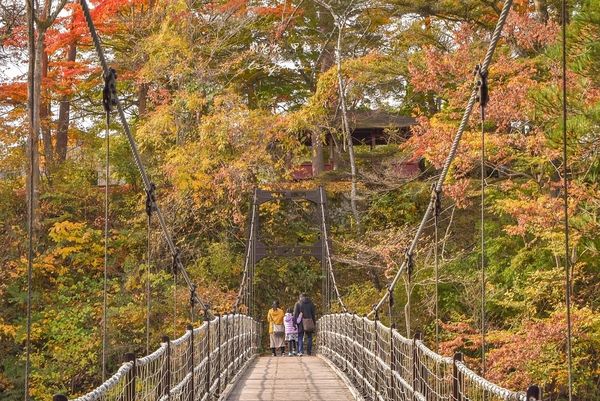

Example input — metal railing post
[389,325,396,401]
[124,352,136,401]
[343,314,349,373]
[187,324,194,401]
[206,317,211,399]
[216,314,222,398]
[374,314,380,399]
[333,314,338,365]
[225,314,230,382]
[361,316,367,396]
[412,332,421,401]
[351,313,357,384]
[159,335,171,399]
[233,313,238,372]
[452,352,463,401]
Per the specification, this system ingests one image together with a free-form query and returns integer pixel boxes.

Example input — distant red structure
[292,162,334,180]
[390,157,422,179]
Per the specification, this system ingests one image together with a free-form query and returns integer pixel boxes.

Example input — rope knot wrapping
[203,305,212,322]
[406,251,414,278]
[190,284,198,308]
[474,64,489,109]
[102,68,117,114]
[432,185,442,219]
[145,182,156,217]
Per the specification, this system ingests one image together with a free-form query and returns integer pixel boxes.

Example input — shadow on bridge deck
[223,355,356,401]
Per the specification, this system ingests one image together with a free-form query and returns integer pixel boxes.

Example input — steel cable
[102,104,110,382]
[146,213,151,355]
[561,1,573,400]
[476,63,489,378]
[234,190,258,313]
[24,0,36,398]
[433,187,440,353]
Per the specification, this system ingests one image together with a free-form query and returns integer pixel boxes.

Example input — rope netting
[317,313,527,401]
[66,314,259,401]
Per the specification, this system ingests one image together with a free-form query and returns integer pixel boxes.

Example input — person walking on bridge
[284,307,298,356]
[267,300,285,356]
[294,293,316,356]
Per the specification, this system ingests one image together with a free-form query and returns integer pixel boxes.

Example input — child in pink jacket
[283,308,298,356]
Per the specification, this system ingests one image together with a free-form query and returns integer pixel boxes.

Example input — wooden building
[293,110,417,180]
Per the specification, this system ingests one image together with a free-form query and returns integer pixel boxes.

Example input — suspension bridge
[24,0,574,400]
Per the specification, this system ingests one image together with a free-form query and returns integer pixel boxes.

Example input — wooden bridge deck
[224,356,356,401]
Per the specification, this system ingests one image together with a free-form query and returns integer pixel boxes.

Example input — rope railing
[54,314,260,401]
[317,313,536,401]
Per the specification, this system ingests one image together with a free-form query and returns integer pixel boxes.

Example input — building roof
[341,110,416,129]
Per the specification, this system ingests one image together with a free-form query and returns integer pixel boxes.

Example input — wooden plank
[224,356,356,401]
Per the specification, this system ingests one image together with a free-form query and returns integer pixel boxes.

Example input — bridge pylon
[236,187,334,316]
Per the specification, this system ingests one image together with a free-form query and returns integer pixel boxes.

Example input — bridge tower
[237,187,334,316]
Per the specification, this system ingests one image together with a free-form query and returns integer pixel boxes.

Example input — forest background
[0,0,598,400]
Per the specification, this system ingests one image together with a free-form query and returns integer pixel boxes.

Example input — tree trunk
[37,1,53,173]
[26,0,39,231]
[311,131,324,176]
[138,82,148,117]
[56,42,76,162]
[309,8,333,175]
[335,23,359,225]
[37,32,53,174]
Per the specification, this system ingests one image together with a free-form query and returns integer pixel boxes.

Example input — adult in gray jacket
[293,293,316,356]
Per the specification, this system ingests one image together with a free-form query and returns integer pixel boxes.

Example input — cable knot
[203,305,212,321]
[406,250,414,277]
[190,284,198,308]
[371,304,379,319]
[474,64,489,109]
[432,185,442,219]
[145,182,156,217]
[102,68,117,114]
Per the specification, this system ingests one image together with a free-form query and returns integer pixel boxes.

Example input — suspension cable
[234,190,258,313]
[24,0,36,398]
[190,284,197,324]
[173,249,179,337]
[101,67,116,381]
[406,251,413,337]
[368,0,514,318]
[475,63,489,377]
[433,186,441,352]
[145,183,155,354]
[319,186,348,312]
[388,288,394,328]
[146,212,151,353]
[77,0,207,312]
[561,1,573,400]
